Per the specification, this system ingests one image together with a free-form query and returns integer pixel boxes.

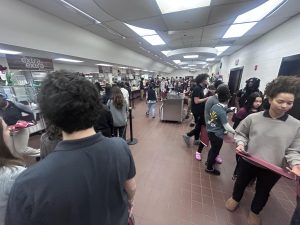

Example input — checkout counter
[159,92,185,122]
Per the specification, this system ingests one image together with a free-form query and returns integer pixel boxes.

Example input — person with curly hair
[5,71,136,225]
[225,76,300,225]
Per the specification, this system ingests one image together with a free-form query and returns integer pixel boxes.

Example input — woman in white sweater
[0,118,25,225]
[225,76,300,225]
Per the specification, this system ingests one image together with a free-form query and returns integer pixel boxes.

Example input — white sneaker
[23,147,40,157]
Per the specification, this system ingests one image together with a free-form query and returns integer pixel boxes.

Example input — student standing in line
[107,86,128,139]
[0,118,25,225]
[202,81,226,163]
[6,71,136,225]
[225,76,300,225]
[182,74,209,161]
[232,92,263,179]
[205,86,235,175]
[145,84,157,118]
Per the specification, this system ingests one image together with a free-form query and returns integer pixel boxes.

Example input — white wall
[0,0,173,73]
[170,69,210,78]
[213,14,300,90]
[53,63,98,74]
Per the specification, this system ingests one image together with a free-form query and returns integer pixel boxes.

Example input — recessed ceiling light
[60,0,101,24]
[96,63,113,66]
[215,46,230,55]
[183,55,198,59]
[142,35,166,46]
[125,23,157,36]
[0,49,22,55]
[206,58,215,61]
[234,0,286,23]
[156,0,211,14]
[223,22,257,38]
[55,58,83,63]
[161,50,170,56]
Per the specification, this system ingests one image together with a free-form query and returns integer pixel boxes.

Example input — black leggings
[206,132,223,170]
[290,196,300,225]
[232,159,281,214]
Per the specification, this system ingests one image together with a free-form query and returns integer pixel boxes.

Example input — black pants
[113,126,126,140]
[187,112,204,141]
[206,132,223,170]
[290,196,300,225]
[232,159,281,214]
[233,154,241,177]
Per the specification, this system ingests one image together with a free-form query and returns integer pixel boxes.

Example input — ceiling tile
[20,0,93,26]
[93,0,161,21]
[162,8,210,30]
[202,24,229,40]
[63,0,115,22]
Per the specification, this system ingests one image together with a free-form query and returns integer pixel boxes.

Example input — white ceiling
[18,0,300,70]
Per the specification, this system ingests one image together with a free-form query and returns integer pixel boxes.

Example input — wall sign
[98,66,112,73]
[6,55,54,70]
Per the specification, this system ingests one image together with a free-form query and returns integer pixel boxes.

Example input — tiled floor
[29,100,297,225]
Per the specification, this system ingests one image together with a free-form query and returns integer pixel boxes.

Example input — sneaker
[195,152,201,161]
[247,211,261,225]
[194,140,200,145]
[205,168,220,176]
[23,147,40,157]
[182,134,191,146]
[225,197,239,212]
[215,155,223,164]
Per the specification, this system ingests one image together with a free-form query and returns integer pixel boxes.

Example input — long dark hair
[245,92,263,112]
[111,86,125,110]
[0,118,23,168]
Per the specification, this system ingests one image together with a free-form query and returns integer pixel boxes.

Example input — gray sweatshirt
[107,100,128,127]
[235,111,300,167]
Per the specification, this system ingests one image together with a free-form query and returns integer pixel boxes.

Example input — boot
[225,197,239,212]
[247,211,261,225]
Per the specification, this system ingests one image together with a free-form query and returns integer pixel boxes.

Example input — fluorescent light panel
[183,55,198,59]
[0,49,22,55]
[60,0,101,24]
[188,64,196,67]
[119,66,128,69]
[206,58,215,61]
[142,35,166,45]
[125,23,156,36]
[161,50,170,56]
[234,0,286,24]
[215,46,230,56]
[173,60,181,64]
[55,58,83,63]
[223,22,257,38]
[156,0,211,14]
[96,63,112,66]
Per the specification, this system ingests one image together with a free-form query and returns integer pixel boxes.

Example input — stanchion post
[126,107,138,145]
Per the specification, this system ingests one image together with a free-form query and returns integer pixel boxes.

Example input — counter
[159,93,185,122]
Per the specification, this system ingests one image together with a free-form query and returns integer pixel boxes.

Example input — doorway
[228,67,243,106]
[278,54,300,120]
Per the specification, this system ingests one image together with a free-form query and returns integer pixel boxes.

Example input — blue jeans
[147,103,156,117]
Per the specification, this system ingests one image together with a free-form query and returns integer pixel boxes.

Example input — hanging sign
[6,55,54,70]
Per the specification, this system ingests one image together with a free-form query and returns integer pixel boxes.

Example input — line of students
[183,74,300,225]
[0,71,137,225]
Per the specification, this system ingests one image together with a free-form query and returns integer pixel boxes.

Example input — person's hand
[286,164,300,177]
[236,144,249,155]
